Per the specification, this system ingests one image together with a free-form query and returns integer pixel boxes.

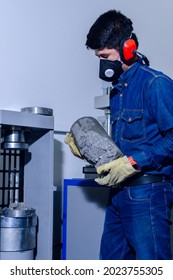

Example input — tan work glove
[95,156,138,186]
[64,133,83,159]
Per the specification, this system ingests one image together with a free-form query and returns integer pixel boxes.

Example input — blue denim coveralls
[100,61,173,259]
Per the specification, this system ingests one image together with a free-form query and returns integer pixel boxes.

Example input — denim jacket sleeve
[132,75,173,171]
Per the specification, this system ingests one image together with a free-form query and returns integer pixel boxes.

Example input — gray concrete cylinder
[70,116,123,167]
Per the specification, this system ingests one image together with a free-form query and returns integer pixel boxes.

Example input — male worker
[65,10,173,260]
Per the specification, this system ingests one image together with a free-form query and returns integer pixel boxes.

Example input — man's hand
[64,133,83,159]
[95,156,138,186]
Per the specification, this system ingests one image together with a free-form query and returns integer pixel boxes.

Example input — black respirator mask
[99,59,123,82]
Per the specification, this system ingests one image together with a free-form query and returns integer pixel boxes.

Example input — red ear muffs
[119,38,137,65]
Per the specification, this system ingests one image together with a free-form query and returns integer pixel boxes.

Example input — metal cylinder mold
[70,116,123,167]
[0,203,37,260]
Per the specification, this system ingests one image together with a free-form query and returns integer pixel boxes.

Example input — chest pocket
[121,109,146,142]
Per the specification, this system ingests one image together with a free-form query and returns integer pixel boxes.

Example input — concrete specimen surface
[70,116,123,167]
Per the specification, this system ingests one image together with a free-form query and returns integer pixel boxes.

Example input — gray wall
[0,0,172,180]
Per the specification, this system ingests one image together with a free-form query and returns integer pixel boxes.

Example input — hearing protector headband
[119,38,150,66]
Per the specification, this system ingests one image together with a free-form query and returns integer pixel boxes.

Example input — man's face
[95,47,129,72]
[95,48,120,61]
